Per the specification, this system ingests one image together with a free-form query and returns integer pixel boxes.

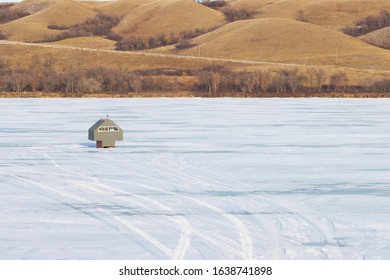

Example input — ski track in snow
[42,151,192,259]
[154,154,344,259]
[151,153,371,260]
[0,165,176,259]
[19,146,365,260]
[1,99,389,260]
[43,149,246,259]
[0,148,188,259]
[151,154,254,259]
[61,148,255,259]
[2,147,252,259]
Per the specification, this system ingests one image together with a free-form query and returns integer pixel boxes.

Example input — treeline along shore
[1,58,390,98]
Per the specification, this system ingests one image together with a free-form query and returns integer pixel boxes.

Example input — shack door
[96,141,103,148]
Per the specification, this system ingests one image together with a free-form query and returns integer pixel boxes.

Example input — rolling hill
[0,0,390,94]
[101,0,226,38]
[10,0,57,15]
[0,0,97,41]
[171,18,390,70]
[49,36,116,50]
[227,0,390,30]
[361,27,390,50]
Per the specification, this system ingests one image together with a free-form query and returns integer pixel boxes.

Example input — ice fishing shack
[88,116,123,148]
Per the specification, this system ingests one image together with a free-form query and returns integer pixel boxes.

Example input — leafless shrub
[0,30,8,40]
[47,24,68,31]
[306,68,327,92]
[41,14,120,42]
[1,60,389,96]
[125,72,142,93]
[200,0,227,10]
[369,79,390,92]
[7,68,29,93]
[116,27,217,51]
[223,8,255,22]
[142,76,178,92]
[341,10,390,36]
[0,4,29,24]
[106,32,122,42]
[180,28,208,40]
[269,69,307,94]
[330,72,349,92]
[297,10,310,23]
[78,77,101,93]
[175,39,197,50]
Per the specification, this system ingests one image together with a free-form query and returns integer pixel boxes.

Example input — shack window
[98,126,119,132]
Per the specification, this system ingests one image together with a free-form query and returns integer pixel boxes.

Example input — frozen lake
[0,98,389,260]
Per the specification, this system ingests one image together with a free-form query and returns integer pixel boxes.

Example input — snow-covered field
[0,98,389,260]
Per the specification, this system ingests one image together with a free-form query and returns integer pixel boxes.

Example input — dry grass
[226,0,273,11]
[0,42,231,71]
[10,0,57,14]
[361,27,390,50]
[1,41,389,86]
[101,0,226,37]
[50,36,116,50]
[0,0,97,41]
[170,18,390,71]
[1,0,226,41]
[227,0,390,30]
[79,1,111,10]
[1,0,390,89]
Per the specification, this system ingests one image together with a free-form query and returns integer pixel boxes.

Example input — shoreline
[1,91,390,98]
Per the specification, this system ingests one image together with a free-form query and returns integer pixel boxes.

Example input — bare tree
[78,77,101,93]
[313,69,326,92]
[237,73,255,94]
[27,71,42,93]
[256,71,273,93]
[196,70,213,93]
[289,69,307,94]
[271,74,288,93]
[211,72,222,94]
[223,8,255,22]
[330,72,349,92]
[124,72,142,93]
[275,69,306,93]
[8,68,28,93]
[63,68,81,93]
[370,79,390,92]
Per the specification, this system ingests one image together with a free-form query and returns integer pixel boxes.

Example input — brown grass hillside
[1,41,389,86]
[50,36,116,50]
[1,0,97,41]
[0,41,238,70]
[172,18,390,70]
[101,0,226,37]
[10,0,57,14]
[227,0,390,30]
[361,27,390,50]
[1,0,390,91]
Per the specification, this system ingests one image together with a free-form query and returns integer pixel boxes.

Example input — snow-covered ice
[0,98,389,260]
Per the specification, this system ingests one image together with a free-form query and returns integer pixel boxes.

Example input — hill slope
[0,0,389,81]
[0,0,97,42]
[361,27,390,50]
[10,0,57,14]
[50,36,116,50]
[175,18,390,70]
[227,0,390,30]
[101,0,226,37]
